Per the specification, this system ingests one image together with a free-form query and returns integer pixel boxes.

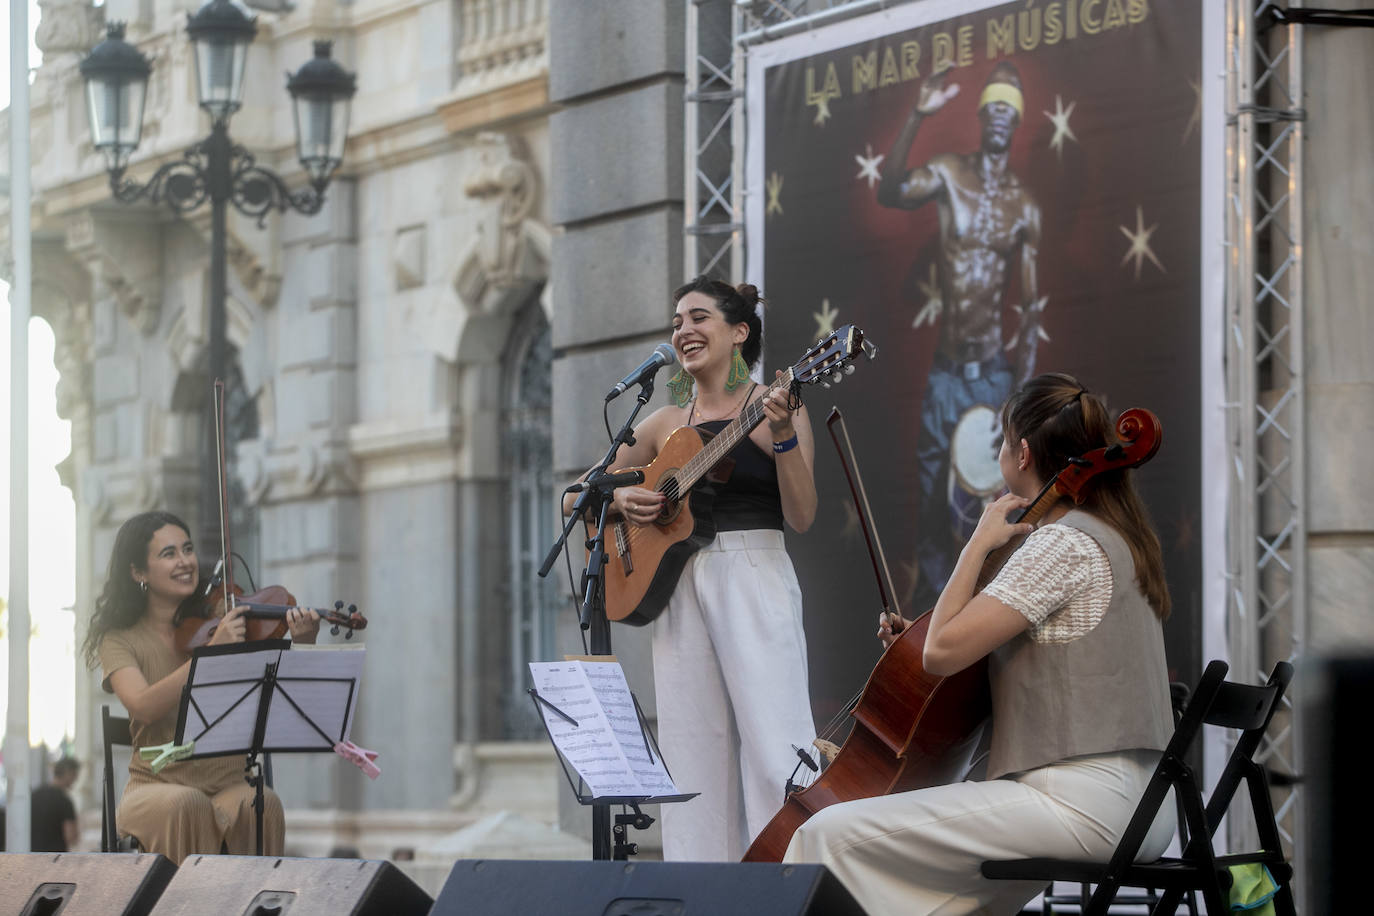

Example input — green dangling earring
[666,367,694,408]
[724,346,750,392]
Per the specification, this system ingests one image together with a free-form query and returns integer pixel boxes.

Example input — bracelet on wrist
[772,434,799,454]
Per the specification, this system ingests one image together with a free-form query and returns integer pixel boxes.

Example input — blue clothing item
[913,353,1015,605]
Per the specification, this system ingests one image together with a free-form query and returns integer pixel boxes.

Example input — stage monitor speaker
[145,856,431,916]
[431,860,867,915]
[0,852,176,916]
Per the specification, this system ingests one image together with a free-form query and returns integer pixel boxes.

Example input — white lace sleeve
[983,525,1107,632]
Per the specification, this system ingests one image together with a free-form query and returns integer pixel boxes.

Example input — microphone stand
[538,374,657,860]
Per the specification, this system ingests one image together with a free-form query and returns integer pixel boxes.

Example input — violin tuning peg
[335,600,344,610]
[348,604,358,615]
[330,624,341,636]
[345,630,354,640]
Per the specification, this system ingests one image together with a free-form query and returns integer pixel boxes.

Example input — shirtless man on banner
[877,61,1045,608]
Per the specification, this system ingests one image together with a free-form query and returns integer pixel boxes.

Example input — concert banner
[744,0,1222,722]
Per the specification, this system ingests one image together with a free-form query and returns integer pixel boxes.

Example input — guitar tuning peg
[844,364,856,375]
[821,381,831,389]
[832,372,843,384]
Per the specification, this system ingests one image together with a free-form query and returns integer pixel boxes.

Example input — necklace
[689,382,756,424]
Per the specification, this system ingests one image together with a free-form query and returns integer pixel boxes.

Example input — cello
[742,405,1162,862]
[173,379,367,651]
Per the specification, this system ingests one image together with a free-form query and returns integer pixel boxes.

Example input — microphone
[605,343,677,402]
[566,470,647,493]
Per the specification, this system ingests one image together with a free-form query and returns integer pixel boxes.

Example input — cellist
[82,510,320,862]
[783,374,1176,916]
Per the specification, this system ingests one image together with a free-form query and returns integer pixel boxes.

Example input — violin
[742,406,1163,862]
[182,379,367,654]
[174,579,367,653]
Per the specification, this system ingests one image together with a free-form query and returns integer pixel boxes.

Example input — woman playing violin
[82,510,319,863]
[783,374,1176,916]
[565,277,819,862]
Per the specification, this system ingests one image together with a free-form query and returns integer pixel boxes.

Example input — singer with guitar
[782,374,1177,916]
[82,510,319,863]
[565,277,819,862]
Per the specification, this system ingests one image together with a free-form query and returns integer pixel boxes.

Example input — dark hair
[1001,373,1171,620]
[82,510,196,669]
[985,60,1023,91]
[672,276,765,368]
[53,757,80,778]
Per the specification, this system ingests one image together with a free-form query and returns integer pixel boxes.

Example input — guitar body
[599,426,720,626]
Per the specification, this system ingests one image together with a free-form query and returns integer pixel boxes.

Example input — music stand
[528,658,696,860]
[173,640,366,855]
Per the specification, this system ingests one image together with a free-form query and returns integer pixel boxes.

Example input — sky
[2,1,79,751]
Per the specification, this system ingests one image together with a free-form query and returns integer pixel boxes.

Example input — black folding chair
[983,659,1296,915]
[101,704,139,852]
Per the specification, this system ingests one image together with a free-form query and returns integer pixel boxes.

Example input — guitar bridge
[613,522,634,574]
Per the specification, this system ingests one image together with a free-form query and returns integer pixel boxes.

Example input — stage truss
[685,0,1308,862]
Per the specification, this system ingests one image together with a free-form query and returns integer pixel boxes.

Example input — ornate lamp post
[81,4,356,536]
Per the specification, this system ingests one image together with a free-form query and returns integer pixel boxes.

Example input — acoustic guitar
[598,324,872,626]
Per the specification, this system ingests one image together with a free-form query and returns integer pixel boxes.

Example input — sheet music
[529,660,679,799]
[180,646,283,754]
[265,645,366,749]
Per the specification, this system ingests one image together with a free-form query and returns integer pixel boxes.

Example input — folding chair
[982,659,1295,915]
[101,704,140,852]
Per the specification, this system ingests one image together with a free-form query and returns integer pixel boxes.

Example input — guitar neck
[677,373,792,490]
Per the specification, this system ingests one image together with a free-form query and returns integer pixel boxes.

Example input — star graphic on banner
[1181,77,1202,145]
[840,501,860,541]
[811,93,834,126]
[1042,94,1079,157]
[766,172,784,216]
[913,263,942,328]
[814,299,839,338]
[1120,206,1165,280]
[1006,296,1052,350]
[855,144,885,188]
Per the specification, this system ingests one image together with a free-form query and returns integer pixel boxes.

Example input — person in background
[31,757,82,851]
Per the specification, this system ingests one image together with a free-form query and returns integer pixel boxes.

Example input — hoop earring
[666,368,694,408]
[139,580,148,593]
[725,346,750,392]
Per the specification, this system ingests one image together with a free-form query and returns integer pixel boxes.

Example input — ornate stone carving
[458,132,540,305]
[65,211,163,336]
[35,0,104,57]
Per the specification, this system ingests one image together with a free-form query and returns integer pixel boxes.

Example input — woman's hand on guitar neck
[876,611,913,651]
[612,486,665,527]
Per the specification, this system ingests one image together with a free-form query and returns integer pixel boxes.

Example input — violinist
[565,277,818,862]
[82,511,320,863]
[783,374,1176,916]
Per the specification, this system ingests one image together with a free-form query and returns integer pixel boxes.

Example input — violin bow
[826,407,901,622]
[213,379,235,618]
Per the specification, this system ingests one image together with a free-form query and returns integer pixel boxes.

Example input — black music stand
[528,671,695,860]
[173,640,366,855]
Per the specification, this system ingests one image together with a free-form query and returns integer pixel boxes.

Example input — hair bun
[736,283,762,307]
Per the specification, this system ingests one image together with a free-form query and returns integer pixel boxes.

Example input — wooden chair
[982,660,1296,915]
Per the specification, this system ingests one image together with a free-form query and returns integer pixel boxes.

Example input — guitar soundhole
[658,471,684,524]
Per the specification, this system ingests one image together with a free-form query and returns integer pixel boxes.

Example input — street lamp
[81,5,357,541]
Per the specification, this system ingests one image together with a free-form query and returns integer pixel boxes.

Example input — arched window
[501,306,558,738]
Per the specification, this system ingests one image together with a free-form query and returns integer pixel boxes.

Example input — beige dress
[100,622,285,864]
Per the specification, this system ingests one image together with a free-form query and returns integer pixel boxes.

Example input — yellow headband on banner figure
[979,82,1024,117]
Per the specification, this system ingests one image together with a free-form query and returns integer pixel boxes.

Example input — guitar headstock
[792,325,873,388]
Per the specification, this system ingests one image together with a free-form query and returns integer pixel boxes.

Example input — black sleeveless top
[695,419,785,531]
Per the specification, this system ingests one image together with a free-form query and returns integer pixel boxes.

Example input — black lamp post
[81,5,356,540]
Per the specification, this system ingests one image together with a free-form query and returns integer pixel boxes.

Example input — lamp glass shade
[292,93,351,185]
[84,75,148,172]
[193,36,252,122]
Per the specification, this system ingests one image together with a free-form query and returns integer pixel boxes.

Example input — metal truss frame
[687,0,1309,874]
[1224,0,1305,863]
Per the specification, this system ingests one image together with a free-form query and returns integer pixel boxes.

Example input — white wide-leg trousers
[784,748,1176,916]
[651,528,817,862]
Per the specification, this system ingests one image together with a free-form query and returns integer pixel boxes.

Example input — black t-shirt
[30,784,76,852]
